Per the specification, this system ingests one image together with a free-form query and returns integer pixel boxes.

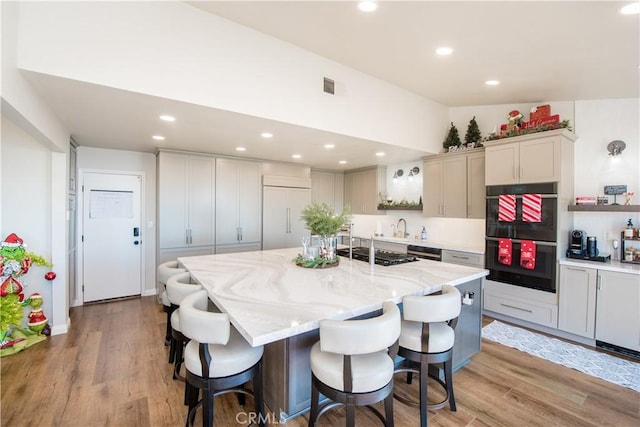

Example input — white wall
[16,1,448,153]
[572,98,640,257]
[1,116,57,331]
[1,2,68,152]
[76,147,157,303]
[2,1,70,336]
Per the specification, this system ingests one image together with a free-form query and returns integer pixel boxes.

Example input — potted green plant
[295,202,351,268]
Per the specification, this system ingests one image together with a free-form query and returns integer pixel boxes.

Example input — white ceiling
[23,1,639,170]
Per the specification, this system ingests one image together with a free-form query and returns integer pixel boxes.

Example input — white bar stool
[394,285,461,427]
[309,301,401,427]
[180,290,266,427]
[158,260,186,345]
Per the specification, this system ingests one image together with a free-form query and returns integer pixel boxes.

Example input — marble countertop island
[179,247,488,347]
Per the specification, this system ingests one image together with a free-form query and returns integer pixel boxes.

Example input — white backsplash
[350,213,485,250]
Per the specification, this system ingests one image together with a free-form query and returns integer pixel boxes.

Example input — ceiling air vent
[323,77,335,95]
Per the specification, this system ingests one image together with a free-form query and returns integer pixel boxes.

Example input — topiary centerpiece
[294,202,351,268]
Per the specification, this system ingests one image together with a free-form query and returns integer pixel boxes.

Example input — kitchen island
[178,247,488,421]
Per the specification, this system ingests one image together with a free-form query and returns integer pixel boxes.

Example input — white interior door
[82,172,142,302]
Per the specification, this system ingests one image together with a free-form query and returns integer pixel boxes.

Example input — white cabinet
[215,158,261,252]
[423,149,484,218]
[344,167,386,215]
[558,265,597,338]
[466,151,486,219]
[158,151,215,250]
[484,130,576,186]
[595,270,640,352]
[311,170,344,213]
[262,186,311,250]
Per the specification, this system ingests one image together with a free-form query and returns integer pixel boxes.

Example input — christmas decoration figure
[0,233,53,356]
[507,110,523,133]
[443,122,462,151]
[26,293,49,335]
[465,116,483,147]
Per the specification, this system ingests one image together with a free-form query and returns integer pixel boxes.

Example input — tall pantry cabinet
[215,158,262,253]
[157,151,215,263]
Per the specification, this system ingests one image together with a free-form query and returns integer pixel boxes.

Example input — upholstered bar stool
[394,285,461,427]
[309,301,401,427]
[166,271,202,380]
[180,290,265,427]
[158,260,186,345]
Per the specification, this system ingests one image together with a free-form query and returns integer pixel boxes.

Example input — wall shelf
[377,205,423,211]
[568,205,640,212]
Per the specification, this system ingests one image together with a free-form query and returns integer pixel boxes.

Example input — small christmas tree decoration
[443,122,462,151]
[465,116,483,147]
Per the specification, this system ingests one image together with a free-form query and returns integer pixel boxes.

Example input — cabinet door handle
[186,229,189,245]
[286,208,291,233]
[596,274,601,290]
[239,226,243,241]
[189,229,193,245]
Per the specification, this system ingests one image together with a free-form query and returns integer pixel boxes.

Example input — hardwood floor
[1,296,638,426]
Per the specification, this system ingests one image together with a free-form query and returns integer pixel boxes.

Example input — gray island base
[178,247,488,421]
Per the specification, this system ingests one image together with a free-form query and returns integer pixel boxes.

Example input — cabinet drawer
[484,292,558,328]
[442,250,483,267]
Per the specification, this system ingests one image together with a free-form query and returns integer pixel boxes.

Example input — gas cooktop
[336,247,418,266]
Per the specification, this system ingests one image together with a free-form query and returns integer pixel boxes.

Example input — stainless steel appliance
[485,183,558,293]
[407,245,442,261]
[336,247,418,266]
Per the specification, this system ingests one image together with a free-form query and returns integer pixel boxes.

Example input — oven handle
[485,237,557,247]
[486,194,557,200]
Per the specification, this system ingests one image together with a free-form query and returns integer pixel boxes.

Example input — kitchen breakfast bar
[178,247,489,421]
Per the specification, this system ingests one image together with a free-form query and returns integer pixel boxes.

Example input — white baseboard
[142,288,157,297]
[51,317,70,336]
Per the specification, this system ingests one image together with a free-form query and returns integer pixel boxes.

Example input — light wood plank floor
[1,296,638,426]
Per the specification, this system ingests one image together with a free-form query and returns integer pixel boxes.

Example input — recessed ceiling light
[621,2,640,14]
[485,80,500,86]
[376,152,385,157]
[152,135,165,141]
[159,115,175,122]
[261,132,273,138]
[324,144,335,149]
[436,47,453,56]
[358,1,377,12]
[292,154,302,159]
[339,160,348,165]
[236,147,246,152]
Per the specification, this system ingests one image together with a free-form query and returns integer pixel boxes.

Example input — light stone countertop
[179,247,488,347]
[559,258,640,275]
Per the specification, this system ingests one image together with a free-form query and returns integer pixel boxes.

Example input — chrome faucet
[397,218,408,238]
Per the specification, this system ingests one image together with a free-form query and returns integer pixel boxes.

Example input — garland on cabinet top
[444,105,572,153]
[0,233,56,357]
[486,104,572,141]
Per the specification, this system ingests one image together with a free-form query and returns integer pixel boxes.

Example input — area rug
[482,320,640,392]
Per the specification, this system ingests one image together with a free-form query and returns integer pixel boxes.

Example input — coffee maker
[569,230,586,256]
[567,230,611,262]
